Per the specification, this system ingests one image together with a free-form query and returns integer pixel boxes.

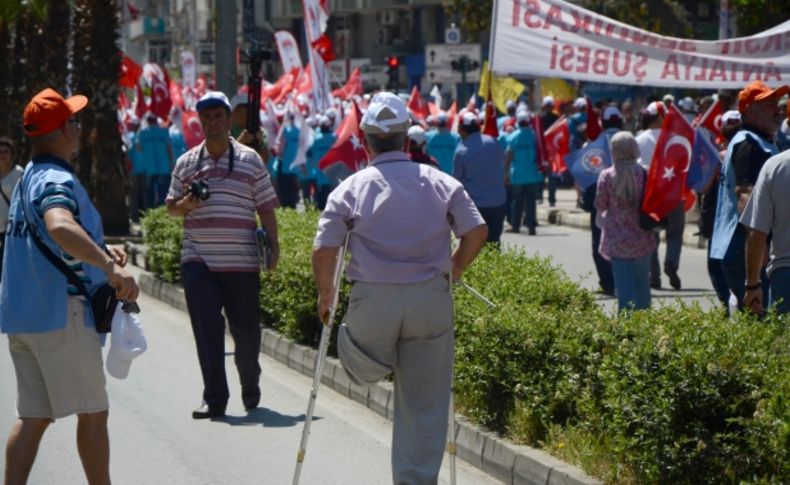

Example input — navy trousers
[182,263,262,408]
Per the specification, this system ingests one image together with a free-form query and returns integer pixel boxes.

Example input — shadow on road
[216,408,317,428]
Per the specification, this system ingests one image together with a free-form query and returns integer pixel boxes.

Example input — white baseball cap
[645,101,667,117]
[106,307,147,380]
[678,96,697,112]
[542,96,555,107]
[318,115,332,127]
[573,97,587,109]
[460,111,478,127]
[230,93,248,111]
[721,110,741,124]
[602,106,623,121]
[407,125,427,145]
[196,91,231,112]
[359,92,410,134]
[516,110,531,123]
[506,100,517,109]
[436,111,449,125]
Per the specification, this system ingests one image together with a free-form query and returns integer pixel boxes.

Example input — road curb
[138,270,602,485]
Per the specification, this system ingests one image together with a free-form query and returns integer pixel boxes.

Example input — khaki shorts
[8,297,108,419]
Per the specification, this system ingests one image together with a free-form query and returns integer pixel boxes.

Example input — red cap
[737,81,789,114]
[23,88,88,137]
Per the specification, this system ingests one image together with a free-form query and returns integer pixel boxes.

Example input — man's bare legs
[76,410,110,485]
[4,418,50,485]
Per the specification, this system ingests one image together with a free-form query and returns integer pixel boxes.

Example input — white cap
[436,111,449,125]
[325,107,338,119]
[477,111,486,123]
[359,92,410,134]
[106,307,147,380]
[602,106,623,121]
[306,116,318,127]
[542,95,555,107]
[573,97,587,109]
[426,114,435,125]
[407,125,427,145]
[460,111,478,127]
[516,110,531,123]
[506,100,517,109]
[318,115,332,127]
[230,93,248,111]
[678,96,697,112]
[196,91,231,112]
[722,110,741,124]
[662,93,675,104]
[645,101,667,117]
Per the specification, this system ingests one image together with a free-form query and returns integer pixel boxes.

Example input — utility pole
[451,56,479,106]
[215,0,237,98]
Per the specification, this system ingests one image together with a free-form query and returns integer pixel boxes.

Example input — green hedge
[142,206,789,484]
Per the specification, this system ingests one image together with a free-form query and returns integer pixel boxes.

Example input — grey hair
[364,132,407,156]
[610,131,641,207]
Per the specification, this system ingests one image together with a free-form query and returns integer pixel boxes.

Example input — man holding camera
[166,91,280,419]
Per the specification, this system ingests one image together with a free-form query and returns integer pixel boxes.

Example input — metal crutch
[456,279,497,309]
[292,235,349,485]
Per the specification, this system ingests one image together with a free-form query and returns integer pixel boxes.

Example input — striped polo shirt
[166,138,280,272]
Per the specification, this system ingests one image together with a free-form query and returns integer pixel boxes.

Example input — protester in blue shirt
[453,112,507,243]
[137,113,174,208]
[425,112,460,174]
[126,118,146,222]
[505,111,542,235]
[276,115,301,209]
[0,88,138,485]
[497,100,517,131]
[308,115,338,210]
[298,118,318,207]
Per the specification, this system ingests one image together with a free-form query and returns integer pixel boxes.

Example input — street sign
[424,43,481,82]
[445,27,461,45]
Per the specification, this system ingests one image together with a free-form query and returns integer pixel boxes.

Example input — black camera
[189,180,210,201]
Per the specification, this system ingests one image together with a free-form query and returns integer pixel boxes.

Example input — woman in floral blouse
[595,131,657,311]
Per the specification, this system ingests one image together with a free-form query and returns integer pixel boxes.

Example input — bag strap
[0,185,10,207]
[18,167,92,299]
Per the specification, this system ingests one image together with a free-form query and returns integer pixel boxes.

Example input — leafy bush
[141,207,790,484]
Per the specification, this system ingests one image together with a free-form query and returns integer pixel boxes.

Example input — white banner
[491,0,790,89]
[275,31,303,74]
[302,0,333,112]
[180,51,196,89]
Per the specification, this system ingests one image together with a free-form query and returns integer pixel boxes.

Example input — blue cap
[196,91,231,112]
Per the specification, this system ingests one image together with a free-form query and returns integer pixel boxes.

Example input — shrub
[141,208,790,484]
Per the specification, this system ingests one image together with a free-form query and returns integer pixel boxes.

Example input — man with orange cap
[710,80,789,309]
[0,88,139,484]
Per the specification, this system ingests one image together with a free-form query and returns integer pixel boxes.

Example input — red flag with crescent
[120,55,143,88]
[407,85,429,122]
[694,98,724,145]
[642,104,695,222]
[531,116,549,172]
[149,70,172,119]
[310,34,336,63]
[585,97,602,141]
[331,67,362,100]
[181,110,205,149]
[544,116,569,173]
[318,101,368,181]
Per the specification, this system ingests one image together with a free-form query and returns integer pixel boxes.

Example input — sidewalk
[536,188,706,249]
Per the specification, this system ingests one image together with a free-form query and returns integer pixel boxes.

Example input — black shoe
[665,267,681,290]
[528,227,536,235]
[596,287,615,297]
[243,395,260,411]
[651,280,661,290]
[192,403,226,420]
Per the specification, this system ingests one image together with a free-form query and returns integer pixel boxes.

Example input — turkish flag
[318,101,368,181]
[311,34,336,63]
[407,86,429,122]
[694,98,724,145]
[181,110,205,149]
[332,67,362,100]
[544,116,570,173]
[641,104,695,222]
[274,69,300,104]
[134,82,147,120]
[119,55,142,88]
[149,71,172,119]
[169,79,184,110]
[482,87,499,138]
[585,97,602,141]
[531,116,549,172]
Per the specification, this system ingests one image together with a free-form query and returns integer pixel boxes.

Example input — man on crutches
[311,93,488,485]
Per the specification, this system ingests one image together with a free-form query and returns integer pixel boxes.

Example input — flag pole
[487,0,501,76]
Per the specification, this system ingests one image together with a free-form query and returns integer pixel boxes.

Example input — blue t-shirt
[506,127,542,185]
[137,126,172,175]
[426,130,460,175]
[169,128,187,160]
[309,131,338,187]
[0,156,108,333]
[453,132,506,208]
[128,131,144,175]
[279,125,301,176]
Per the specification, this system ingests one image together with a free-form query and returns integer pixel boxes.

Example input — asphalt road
[0,270,499,485]
[500,222,722,314]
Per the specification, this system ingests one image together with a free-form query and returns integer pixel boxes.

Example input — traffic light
[387,55,399,89]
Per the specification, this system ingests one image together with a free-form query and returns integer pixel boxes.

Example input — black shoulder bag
[18,169,117,333]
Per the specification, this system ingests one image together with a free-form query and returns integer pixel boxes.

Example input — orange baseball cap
[23,88,88,137]
[737,80,789,114]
